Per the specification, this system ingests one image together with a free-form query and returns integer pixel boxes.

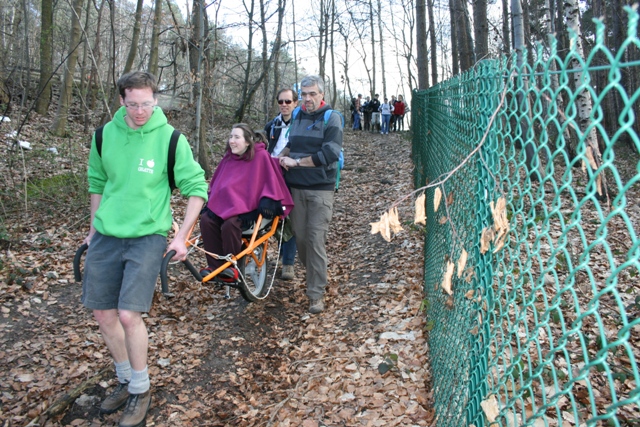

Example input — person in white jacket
[379,97,394,134]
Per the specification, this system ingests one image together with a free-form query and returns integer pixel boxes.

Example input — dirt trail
[1,130,432,427]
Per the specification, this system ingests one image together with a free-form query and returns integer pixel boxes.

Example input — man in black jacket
[369,94,381,133]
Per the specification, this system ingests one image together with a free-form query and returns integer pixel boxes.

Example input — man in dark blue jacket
[264,88,298,280]
[278,75,343,314]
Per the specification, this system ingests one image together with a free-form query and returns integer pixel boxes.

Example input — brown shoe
[100,381,129,414]
[309,298,324,314]
[119,390,151,427]
[281,265,295,280]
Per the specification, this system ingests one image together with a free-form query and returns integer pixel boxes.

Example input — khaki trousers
[289,188,334,300]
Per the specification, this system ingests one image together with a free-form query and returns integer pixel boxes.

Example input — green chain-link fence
[412,8,640,427]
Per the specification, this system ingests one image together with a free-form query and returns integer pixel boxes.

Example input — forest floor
[0,124,433,427]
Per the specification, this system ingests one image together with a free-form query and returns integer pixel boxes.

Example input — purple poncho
[206,143,294,220]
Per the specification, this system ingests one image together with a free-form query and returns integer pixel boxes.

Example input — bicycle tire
[237,242,270,302]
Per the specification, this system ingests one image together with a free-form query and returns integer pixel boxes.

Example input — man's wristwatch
[296,158,301,166]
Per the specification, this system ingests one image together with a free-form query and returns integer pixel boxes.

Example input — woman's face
[229,128,250,155]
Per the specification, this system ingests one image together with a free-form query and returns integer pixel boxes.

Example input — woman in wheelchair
[199,124,294,282]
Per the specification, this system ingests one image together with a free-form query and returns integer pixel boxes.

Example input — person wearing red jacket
[392,94,407,131]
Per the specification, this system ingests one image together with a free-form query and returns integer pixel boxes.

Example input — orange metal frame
[197,215,280,283]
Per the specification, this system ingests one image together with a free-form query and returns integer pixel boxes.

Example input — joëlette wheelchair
[73,214,283,303]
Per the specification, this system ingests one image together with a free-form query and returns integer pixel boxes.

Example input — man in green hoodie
[82,71,207,427]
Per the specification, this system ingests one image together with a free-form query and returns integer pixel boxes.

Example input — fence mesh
[411,9,640,427]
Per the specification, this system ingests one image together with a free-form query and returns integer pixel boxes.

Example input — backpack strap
[291,106,301,121]
[167,130,181,192]
[95,125,105,157]
[323,110,345,128]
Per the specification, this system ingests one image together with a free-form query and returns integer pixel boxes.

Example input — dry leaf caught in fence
[480,394,500,422]
[415,193,426,225]
[441,261,455,295]
[388,207,404,234]
[490,197,509,253]
[480,227,494,254]
[434,187,442,212]
[457,249,468,278]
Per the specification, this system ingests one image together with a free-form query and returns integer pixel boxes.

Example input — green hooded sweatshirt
[88,106,208,238]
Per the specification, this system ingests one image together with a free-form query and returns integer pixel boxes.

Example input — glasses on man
[125,102,155,111]
[278,99,293,105]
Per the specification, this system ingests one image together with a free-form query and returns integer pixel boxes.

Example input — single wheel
[237,242,271,302]
[73,243,89,282]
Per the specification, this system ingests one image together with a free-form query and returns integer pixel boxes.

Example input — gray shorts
[81,232,166,312]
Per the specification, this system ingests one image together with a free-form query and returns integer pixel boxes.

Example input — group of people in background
[350,93,408,134]
[82,71,342,426]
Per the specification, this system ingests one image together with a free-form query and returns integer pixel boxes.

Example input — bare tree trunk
[610,0,628,146]
[318,0,329,79]
[165,0,186,108]
[377,0,387,96]
[87,0,105,113]
[341,31,353,102]
[20,0,31,109]
[234,0,285,122]
[449,0,459,75]
[80,0,92,133]
[544,0,571,160]
[521,0,534,66]
[51,0,85,136]
[35,0,53,115]
[369,0,376,95]
[190,0,206,167]
[564,0,606,197]
[428,0,437,85]
[473,0,488,62]
[512,0,541,180]
[398,0,417,92]
[100,0,117,124]
[346,2,373,96]
[236,0,255,120]
[330,0,337,105]
[259,0,269,113]
[292,0,298,87]
[148,0,163,76]
[501,0,510,54]
[416,0,429,89]
[453,0,474,72]
[105,0,143,116]
[123,0,143,74]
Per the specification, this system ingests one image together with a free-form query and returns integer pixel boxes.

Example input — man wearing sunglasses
[264,88,299,280]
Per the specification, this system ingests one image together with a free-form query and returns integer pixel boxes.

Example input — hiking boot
[119,390,151,427]
[100,381,129,414]
[281,265,295,280]
[309,298,324,314]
